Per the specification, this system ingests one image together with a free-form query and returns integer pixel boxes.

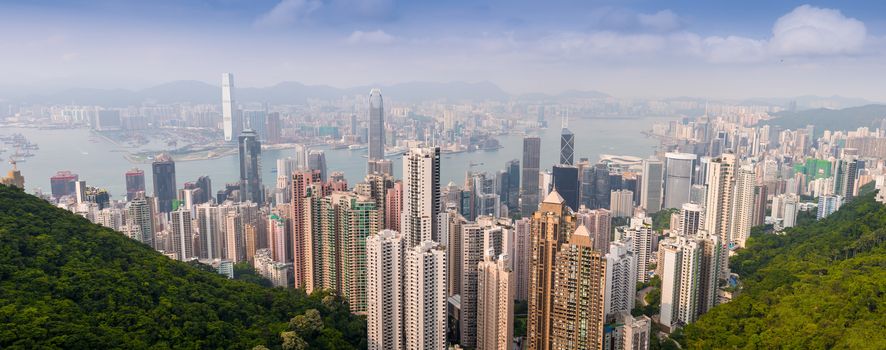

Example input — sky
[1,0,885,100]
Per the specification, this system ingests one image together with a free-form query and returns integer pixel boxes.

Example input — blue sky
[1,0,885,100]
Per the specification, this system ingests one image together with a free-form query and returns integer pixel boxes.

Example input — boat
[348,144,368,150]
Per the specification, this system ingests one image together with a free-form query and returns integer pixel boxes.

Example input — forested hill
[0,184,365,349]
[681,192,886,349]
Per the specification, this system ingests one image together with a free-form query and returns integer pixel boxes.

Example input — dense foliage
[681,192,886,349]
[0,185,365,349]
[763,104,886,135]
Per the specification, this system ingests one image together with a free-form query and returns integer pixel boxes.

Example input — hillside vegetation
[681,192,886,349]
[0,185,365,349]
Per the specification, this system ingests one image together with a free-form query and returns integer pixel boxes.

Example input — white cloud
[702,36,767,63]
[637,10,681,32]
[255,0,321,28]
[60,52,80,61]
[768,5,866,56]
[346,29,395,45]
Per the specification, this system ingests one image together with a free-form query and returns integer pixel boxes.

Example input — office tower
[679,203,703,236]
[834,158,858,199]
[308,150,328,181]
[238,129,263,205]
[196,203,223,259]
[551,165,579,210]
[817,194,843,219]
[152,153,177,213]
[689,184,707,206]
[221,73,239,142]
[579,162,594,207]
[610,312,651,350]
[125,168,146,201]
[367,230,404,350]
[623,224,654,283]
[404,241,447,350]
[266,112,281,144]
[593,164,612,209]
[243,110,268,141]
[640,158,664,213]
[74,180,87,204]
[702,153,735,277]
[610,189,634,218]
[293,144,308,171]
[401,147,441,247]
[521,137,541,215]
[368,88,385,171]
[575,206,611,252]
[550,226,607,350]
[195,176,212,204]
[752,185,768,227]
[170,209,194,261]
[460,222,484,347]
[663,152,697,209]
[560,123,574,166]
[476,253,514,350]
[526,189,576,350]
[126,194,155,247]
[659,236,701,330]
[50,170,78,199]
[513,217,531,301]
[605,239,637,317]
[505,159,520,212]
[730,165,756,248]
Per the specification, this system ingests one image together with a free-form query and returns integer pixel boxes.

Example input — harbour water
[1,116,671,199]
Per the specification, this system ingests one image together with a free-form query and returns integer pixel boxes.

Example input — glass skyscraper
[238,129,263,205]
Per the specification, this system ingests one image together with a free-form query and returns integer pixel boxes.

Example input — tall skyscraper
[659,236,702,330]
[476,253,514,350]
[679,203,704,236]
[221,73,239,142]
[521,137,541,215]
[624,224,654,284]
[575,206,611,252]
[663,152,697,209]
[401,147,441,247]
[126,193,155,248]
[367,230,404,350]
[125,168,146,201]
[559,124,574,166]
[152,153,177,213]
[504,159,521,211]
[368,88,385,173]
[460,222,484,347]
[610,189,634,218]
[238,129,263,205]
[404,240,447,350]
[551,165,579,211]
[834,157,858,200]
[50,170,78,199]
[640,158,664,213]
[550,226,607,349]
[702,153,735,277]
[604,238,637,318]
[196,203,222,259]
[527,189,576,350]
[308,150,328,181]
[513,217,531,301]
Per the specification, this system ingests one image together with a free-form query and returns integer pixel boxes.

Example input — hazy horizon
[1,1,885,101]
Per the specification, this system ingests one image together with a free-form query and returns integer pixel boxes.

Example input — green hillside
[0,185,365,349]
[762,104,886,135]
[680,192,886,349]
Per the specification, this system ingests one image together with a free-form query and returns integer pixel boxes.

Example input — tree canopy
[681,191,886,349]
[0,185,365,349]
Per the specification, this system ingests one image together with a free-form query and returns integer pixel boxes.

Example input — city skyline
[0,2,885,100]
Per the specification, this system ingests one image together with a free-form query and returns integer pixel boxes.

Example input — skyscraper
[196,203,223,260]
[238,129,263,205]
[730,165,755,248]
[550,226,607,349]
[50,170,78,199]
[559,126,574,166]
[513,218,531,301]
[126,193,155,247]
[125,168,146,201]
[551,165,579,211]
[368,88,385,173]
[527,189,576,350]
[605,239,637,318]
[460,222,484,348]
[152,153,177,213]
[663,152,697,209]
[505,159,521,212]
[170,208,195,261]
[702,153,735,277]
[367,230,404,350]
[308,150,328,181]
[221,73,239,142]
[679,203,704,236]
[404,240,447,350]
[401,147,441,247]
[659,236,703,330]
[476,253,514,350]
[640,157,664,213]
[521,137,541,215]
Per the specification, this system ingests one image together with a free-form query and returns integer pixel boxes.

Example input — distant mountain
[0,185,365,349]
[762,104,886,134]
[744,95,877,110]
[517,89,610,101]
[11,80,514,106]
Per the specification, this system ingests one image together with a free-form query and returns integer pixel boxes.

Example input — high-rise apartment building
[575,206,611,252]
[605,238,637,318]
[550,226,607,350]
[610,189,634,218]
[526,189,576,350]
[513,217,531,301]
[170,209,194,261]
[521,137,541,215]
[367,230,404,350]
[239,129,263,205]
[404,241,447,350]
[817,194,843,219]
[152,153,177,213]
[679,203,703,236]
[730,165,756,248]
[663,152,697,209]
[460,222,484,348]
[476,253,514,350]
[401,147,441,247]
[702,153,735,277]
[126,193,155,247]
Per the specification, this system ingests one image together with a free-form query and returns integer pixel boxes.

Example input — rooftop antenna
[562,109,569,129]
